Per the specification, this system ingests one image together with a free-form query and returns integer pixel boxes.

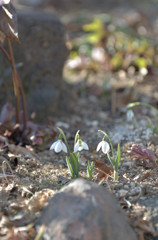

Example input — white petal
[54,140,62,153]
[78,145,83,151]
[50,141,57,150]
[62,142,67,153]
[102,141,110,154]
[96,141,103,152]
[74,141,79,152]
[81,141,89,150]
[126,110,134,122]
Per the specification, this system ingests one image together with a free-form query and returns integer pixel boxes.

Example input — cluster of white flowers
[50,128,120,181]
[50,136,110,154]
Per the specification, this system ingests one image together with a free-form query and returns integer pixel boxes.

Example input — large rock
[37,179,137,240]
[1,9,68,122]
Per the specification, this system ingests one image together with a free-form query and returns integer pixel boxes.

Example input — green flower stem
[57,127,71,154]
[114,170,118,181]
[127,102,158,114]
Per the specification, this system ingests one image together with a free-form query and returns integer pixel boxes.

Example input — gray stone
[1,9,68,122]
[139,195,158,235]
[37,179,137,240]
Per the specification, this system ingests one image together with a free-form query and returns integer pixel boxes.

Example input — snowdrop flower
[139,67,148,76]
[74,139,89,153]
[126,109,135,122]
[96,140,110,154]
[50,140,67,153]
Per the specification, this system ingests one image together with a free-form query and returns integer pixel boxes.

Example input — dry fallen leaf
[130,144,156,162]
[95,160,113,180]
[130,144,156,169]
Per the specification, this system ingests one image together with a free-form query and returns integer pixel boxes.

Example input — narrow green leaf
[107,153,114,167]
[70,153,79,177]
[116,144,121,170]
[66,156,74,178]
[74,130,80,145]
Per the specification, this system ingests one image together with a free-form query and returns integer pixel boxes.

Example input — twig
[2,160,15,184]
[7,38,20,123]
[0,43,27,131]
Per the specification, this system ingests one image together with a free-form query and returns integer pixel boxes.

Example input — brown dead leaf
[95,160,113,180]
[130,144,156,163]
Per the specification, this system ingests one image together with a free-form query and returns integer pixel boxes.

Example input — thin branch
[0,44,11,62]
[0,43,27,131]
[7,38,20,123]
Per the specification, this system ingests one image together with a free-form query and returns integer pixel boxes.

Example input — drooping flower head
[50,133,67,153]
[74,130,89,153]
[96,140,110,154]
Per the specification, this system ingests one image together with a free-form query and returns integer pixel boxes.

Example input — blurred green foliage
[67,14,158,74]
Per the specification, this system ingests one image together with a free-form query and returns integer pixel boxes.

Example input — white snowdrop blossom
[96,140,110,154]
[139,67,148,76]
[126,109,135,122]
[50,140,67,153]
[74,139,89,153]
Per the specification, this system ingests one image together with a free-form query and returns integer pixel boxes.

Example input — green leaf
[70,153,79,177]
[135,57,147,68]
[74,130,80,145]
[111,52,123,70]
[107,153,114,167]
[87,32,104,44]
[83,19,104,32]
[66,156,75,178]
[116,144,121,170]
[87,161,94,180]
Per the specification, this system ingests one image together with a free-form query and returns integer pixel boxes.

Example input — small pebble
[113,183,123,189]
[130,182,135,188]
[118,189,128,197]
[124,185,129,190]
[128,125,134,130]
[122,161,132,167]
[130,187,140,196]
[55,122,69,129]
[98,111,108,120]
[86,120,99,127]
